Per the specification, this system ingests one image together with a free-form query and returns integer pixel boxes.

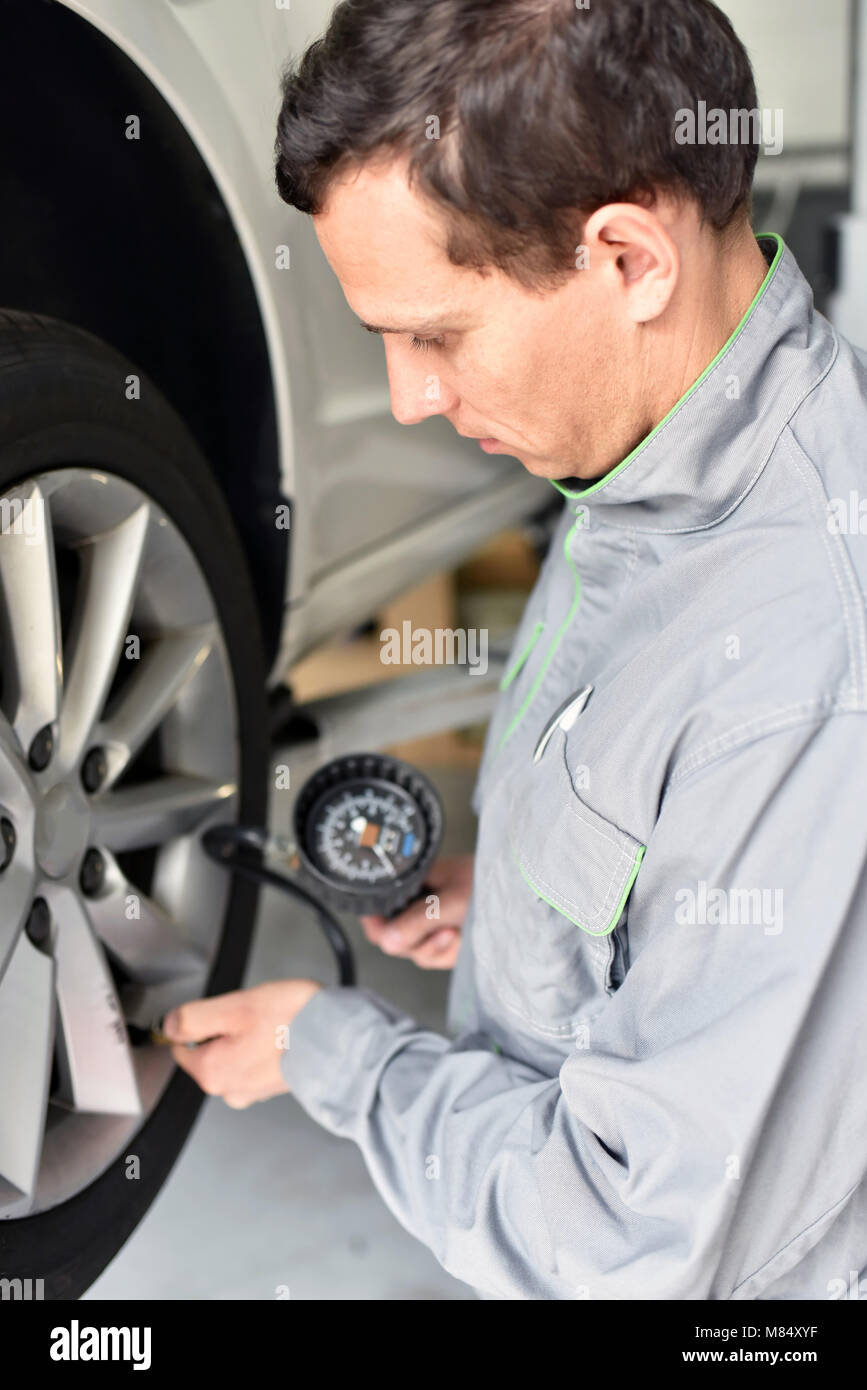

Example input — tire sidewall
[0,322,271,1297]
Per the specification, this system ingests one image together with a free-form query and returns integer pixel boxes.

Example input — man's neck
[663,228,772,418]
[556,227,775,488]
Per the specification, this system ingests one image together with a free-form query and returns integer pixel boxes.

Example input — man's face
[312,156,650,482]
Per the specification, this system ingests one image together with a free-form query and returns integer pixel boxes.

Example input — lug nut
[25,898,51,951]
[81,747,108,794]
[79,847,106,897]
[0,817,15,872]
[28,725,54,772]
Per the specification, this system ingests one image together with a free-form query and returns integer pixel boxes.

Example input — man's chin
[519,455,574,479]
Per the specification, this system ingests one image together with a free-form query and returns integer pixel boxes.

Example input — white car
[0,0,551,1297]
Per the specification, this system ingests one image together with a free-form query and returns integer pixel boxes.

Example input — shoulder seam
[780,425,867,704]
[666,700,867,793]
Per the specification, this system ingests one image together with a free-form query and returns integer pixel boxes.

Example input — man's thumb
[161,993,243,1043]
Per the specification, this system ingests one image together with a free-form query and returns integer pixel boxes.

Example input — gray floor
[86,766,479,1301]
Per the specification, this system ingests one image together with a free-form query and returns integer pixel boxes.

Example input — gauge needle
[349,814,396,873]
[372,842,397,876]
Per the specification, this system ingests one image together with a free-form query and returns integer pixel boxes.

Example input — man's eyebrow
[359,317,457,335]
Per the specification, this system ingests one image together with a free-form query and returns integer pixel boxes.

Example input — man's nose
[383,339,457,425]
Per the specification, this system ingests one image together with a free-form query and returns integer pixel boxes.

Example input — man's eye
[409,335,443,353]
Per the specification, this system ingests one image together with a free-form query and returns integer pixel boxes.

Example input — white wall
[718,0,851,187]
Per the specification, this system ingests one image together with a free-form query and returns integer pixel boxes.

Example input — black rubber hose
[201,826,356,987]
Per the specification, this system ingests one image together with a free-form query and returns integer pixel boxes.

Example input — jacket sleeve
[281,712,867,1299]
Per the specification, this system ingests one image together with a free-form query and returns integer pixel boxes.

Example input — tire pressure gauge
[200,751,445,989]
[292,752,444,918]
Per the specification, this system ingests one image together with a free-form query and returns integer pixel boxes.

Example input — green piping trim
[546,231,786,503]
[496,516,583,750]
[499,620,546,691]
[514,842,646,938]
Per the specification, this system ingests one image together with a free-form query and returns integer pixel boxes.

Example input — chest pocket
[472,725,645,1041]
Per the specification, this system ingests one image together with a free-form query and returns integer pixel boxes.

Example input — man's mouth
[456,428,502,447]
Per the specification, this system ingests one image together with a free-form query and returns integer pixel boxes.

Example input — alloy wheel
[0,469,241,1216]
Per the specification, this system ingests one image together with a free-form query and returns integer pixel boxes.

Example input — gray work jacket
[283,233,867,1300]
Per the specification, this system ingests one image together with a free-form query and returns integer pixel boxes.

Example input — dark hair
[275,0,759,292]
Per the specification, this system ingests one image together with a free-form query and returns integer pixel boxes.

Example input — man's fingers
[425,882,474,923]
[359,912,388,941]
[360,901,433,951]
[379,910,449,953]
[358,853,474,959]
[161,990,253,1044]
[169,1035,233,1091]
[409,928,460,969]
[361,889,469,956]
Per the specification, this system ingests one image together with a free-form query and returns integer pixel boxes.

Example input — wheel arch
[0,0,289,670]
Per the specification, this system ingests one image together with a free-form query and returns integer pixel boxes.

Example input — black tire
[0,310,270,1298]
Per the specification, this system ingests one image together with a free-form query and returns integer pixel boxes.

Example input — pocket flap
[507,729,645,937]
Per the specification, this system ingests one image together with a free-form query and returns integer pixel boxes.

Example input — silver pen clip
[533,685,594,763]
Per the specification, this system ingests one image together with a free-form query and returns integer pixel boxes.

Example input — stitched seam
[521,850,627,928]
[593,238,787,501]
[595,315,841,537]
[667,701,867,795]
[618,527,641,589]
[730,1180,860,1299]
[510,778,634,930]
[513,725,641,928]
[783,426,867,704]
[785,433,860,694]
[564,799,629,855]
[564,803,631,927]
[668,696,832,788]
[516,837,634,930]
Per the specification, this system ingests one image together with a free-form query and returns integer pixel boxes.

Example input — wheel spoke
[0,706,34,807]
[87,852,207,983]
[51,887,142,1116]
[58,504,150,769]
[0,932,56,1196]
[0,859,35,984]
[98,624,218,785]
[93,775,237,853]
[0,482,62,750]
[150,792,239,954]
[0,707,35,980]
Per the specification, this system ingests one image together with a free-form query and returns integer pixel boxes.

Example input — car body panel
[57,0,550,681]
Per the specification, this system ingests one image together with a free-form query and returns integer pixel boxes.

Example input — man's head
[275,0,765,481]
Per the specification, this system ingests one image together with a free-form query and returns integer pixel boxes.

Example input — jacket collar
[547,234,837,533]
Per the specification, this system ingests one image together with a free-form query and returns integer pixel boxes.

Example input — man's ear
[583,203,680,324]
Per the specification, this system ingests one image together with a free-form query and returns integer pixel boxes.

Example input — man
[162,0,867,1299]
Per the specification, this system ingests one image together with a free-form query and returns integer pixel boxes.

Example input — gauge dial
[292,752,444,917]
[305,778,427,886]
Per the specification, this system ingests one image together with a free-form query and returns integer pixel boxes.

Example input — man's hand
[161,978,324,1109]
[360,853,474,969]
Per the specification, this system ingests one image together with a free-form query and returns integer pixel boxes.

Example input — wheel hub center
[34,782,90,878]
